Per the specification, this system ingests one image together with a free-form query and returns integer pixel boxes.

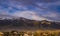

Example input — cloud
[41,12,60,21]
[0,0,60,11]
[12,11,49,21]
[14,0,60,9]
[0,10,9,15]
[0,0,60,22]
[1,0,59,10]
[42,12,58,17]
[15,0,59,3]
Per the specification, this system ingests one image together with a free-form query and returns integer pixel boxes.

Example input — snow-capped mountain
[0,14,19,20]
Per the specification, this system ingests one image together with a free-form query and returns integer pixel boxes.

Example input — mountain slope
[0,17,60,30]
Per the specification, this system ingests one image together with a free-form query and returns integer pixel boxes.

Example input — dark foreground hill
[0,17,60,31]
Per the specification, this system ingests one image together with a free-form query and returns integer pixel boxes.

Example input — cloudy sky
[0,0,60,21]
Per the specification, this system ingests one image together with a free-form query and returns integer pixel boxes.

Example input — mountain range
[0,14,60,31]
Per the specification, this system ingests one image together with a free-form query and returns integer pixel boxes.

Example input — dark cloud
[0,0,60,9]
[14,0,60,9]
[15,0,59,3]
